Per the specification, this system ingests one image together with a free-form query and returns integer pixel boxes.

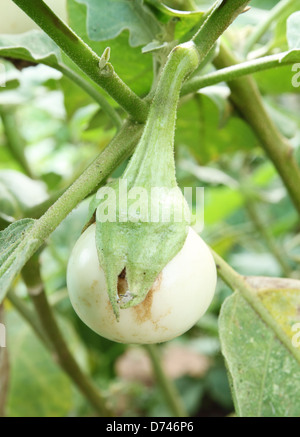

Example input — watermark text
[292,63,300,88]
[96,181,205,230]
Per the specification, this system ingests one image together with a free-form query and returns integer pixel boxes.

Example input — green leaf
[0,30,62,67]
[68,0,153,96]
[258,286,300,341]
[219,290,300,417]
[176,93,259,164]
[6,310,73,417]
[145,0,205,40]
[75,0,162,47]
[0,219,36,302]
[269,0,300,54]
[279,49,300,63]
[287,11,300,49]
[254,64,300,94]
[0,60,20,91]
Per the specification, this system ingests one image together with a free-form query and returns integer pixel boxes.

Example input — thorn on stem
[242,6,251,14]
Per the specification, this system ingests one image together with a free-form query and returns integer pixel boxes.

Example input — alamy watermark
[0,323,6,348]
[96,181,205,230]
[292,63,300,88]
[292,323,300,349]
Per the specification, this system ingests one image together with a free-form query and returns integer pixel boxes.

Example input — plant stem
[213,43,300,218]
[22,256,112,417]
[212,250,300,365]
[243,0,295,56]
[0,109,34,178]
[58,65,123,130]
[145,344,188,417]
[12,0,148,122]
[7,290,51,348]
[192,0,250,61]
[244,198,292,277]
[181,51,299,96]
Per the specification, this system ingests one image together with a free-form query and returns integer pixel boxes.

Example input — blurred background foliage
[0,0,299,417]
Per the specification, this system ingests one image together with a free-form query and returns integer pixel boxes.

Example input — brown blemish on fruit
[133,273,162,325]
[79,295,91,307]
[91,280,99,293]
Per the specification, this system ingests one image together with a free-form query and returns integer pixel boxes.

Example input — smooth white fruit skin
[0,0,67,34]
[67,224,217,344]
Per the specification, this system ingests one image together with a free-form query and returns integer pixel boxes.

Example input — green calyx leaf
[95,180,190,317]
[95,42,200,318]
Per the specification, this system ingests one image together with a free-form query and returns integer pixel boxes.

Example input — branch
[213,43,300,218]
[212,250,300,365]
[7,290,51,348]
[243,0,295,56]
[192,0,250,61]
[58,65,123,130]
[244,197,292,277]
[12,0,148,122]
[181,52,300,96]
[144,345,188,417]
[22,255,112,416]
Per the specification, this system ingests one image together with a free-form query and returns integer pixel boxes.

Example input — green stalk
[145,344,188,417]
[213,43,300,218]
[244,198,292,277]
[192,0,250,60]
[181,52,299,96]
[0,109,34,178]
[6,290,51,350]
[243,0,295,56]
[212,250,300,365]
[12,0,148,122]
[58,65,123,130]
[7,290,51,348]
[22,256,112,417]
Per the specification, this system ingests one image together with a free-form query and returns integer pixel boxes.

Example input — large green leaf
[0,61,20,91]
[75,0,162,47]
[176,93,259,164]
[6,310,73,417]
[68,0,153,96]
[254,64,300,94]
[145,0,205,40]
[287,11,300,49]
[254,12,300,94]
[272,1,300,52]
[0,219,36,302]
[0,30,62,67]
[219,285,300,417]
